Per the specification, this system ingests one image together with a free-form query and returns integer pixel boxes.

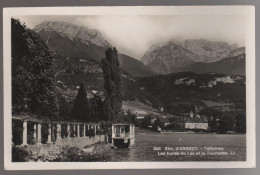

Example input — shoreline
[137,127,246,135]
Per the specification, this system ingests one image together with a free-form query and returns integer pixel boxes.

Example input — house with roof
[134,110,148,119]
[185,120,208,130]
[184,111,208,130]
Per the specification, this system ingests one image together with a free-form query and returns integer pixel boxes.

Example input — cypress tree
[72,83,91,122]
[101,47,122,121]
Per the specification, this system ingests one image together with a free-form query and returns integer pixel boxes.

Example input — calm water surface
[108,127,246,161]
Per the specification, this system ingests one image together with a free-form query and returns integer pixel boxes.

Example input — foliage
[56,92,74,119]
[114,110,137,124]
[217,116,234,134]
[140,115,152,129]
[208,117,218,132]
[11,18,58,118]
[101,47,122,121]
[29,146,111,162]
[235,113,246,133]
[12,120,23,145]
[12,146,32,162]
[199,108,221,117]
[152,119,163,130]
[138,72,245,113]
[89,95,105,122]
[164,123,185,130]
[71,83,91,122]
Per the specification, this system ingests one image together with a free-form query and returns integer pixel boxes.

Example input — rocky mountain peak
[228,47,246,57]
[140,39,244,74]
[34,20,155,77]
[34,21,111,48]
[182,39,238,62]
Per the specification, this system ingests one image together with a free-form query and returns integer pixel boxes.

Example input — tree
[71,83,91,121]
[217,116,233,134]
[57,93,74,120]
[141,116,152,128]
[101,47,122,121]
[89,94,105,122]
[208,117,218,132]
[114,110,137,124]
[235,113,246,133]
[11,18,58,118]
[152,119,162,131]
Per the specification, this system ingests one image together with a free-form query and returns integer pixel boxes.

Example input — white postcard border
[3,6,256,170]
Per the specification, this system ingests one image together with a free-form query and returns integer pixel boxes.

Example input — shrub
[29,146,111,162]
[12,146,32,162]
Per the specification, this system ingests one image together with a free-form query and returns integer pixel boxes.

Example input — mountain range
[34,21,154,77]
[141,39,245,75]
[34,21,245,77]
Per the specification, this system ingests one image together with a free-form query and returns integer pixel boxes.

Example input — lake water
[108,128,246,161]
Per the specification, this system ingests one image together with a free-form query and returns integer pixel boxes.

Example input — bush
[12,146,32,162]
[30,146,111,162]
[64,147,111,162]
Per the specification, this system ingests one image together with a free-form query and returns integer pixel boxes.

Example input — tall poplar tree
[101,47,122,121]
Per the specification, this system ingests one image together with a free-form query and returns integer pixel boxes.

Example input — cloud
[17,15,245,59]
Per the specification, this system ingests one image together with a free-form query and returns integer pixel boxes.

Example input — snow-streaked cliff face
[140,39,244,74]
[228,47,246,57]
[34,21,111,48]
[141,41,196,74]
[183,39,238,62]
[141,39,240,65]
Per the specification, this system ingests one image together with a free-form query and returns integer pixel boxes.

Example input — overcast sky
[17,15,245,59]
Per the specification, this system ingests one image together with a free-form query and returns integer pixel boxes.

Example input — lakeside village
[126,105,239,134]
[132,109,209,133]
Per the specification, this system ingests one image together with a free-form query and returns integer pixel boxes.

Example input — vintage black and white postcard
[3,6,255,169]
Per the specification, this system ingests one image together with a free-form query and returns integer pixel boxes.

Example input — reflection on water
[108,127,246,161]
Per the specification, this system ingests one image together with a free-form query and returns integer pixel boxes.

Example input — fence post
[22,121,28,145]
[67,124,70,138]
[87,125,89,137]
[57,123,61,140]
[37,123,42,144]
[129,124,132,136]
[111,124,114,145]
[47,123,52,143]
[33,123,37,144]
[83,124,86,137]
[77,124,80,137]
[97,125,100,135]
[73,124,76,137]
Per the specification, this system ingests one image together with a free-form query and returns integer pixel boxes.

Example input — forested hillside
[137,72,246,116]
[11,18,58,118]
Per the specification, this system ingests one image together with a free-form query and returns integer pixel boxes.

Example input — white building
[186,111,208,130]
[185,122,208,130]
[134,110,148,119]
